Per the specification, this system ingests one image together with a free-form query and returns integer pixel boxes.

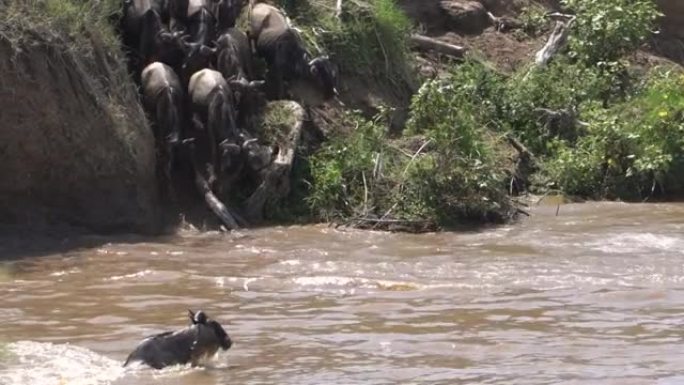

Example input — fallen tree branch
[506,133,535,164]
[410,34,466,58]
[195,169,240,230]
[185,140,241,230]
[534,15,575,66]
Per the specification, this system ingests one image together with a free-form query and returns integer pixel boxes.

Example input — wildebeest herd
[118,0,338,221]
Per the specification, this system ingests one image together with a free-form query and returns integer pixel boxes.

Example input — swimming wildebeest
[248,2,338,103]
[140,62,185,188]
[123,310,232,369]
[188,68,242,179]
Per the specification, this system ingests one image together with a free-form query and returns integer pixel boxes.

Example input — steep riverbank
[0,0,682,234]
[0,2,159,232]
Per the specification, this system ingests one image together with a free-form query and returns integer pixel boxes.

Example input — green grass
[1,0,122,51]
[278,0,415,98]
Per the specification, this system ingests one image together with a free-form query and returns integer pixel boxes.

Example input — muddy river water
[1,202,684,385]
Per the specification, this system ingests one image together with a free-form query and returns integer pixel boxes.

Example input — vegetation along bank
[0,0,682,233]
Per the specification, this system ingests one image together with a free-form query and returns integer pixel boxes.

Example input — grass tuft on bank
[279,0,416,98]
[0,0,122,54]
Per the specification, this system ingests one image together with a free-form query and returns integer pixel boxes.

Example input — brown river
[1,202,684,385]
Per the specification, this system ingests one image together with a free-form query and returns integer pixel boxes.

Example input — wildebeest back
[123,322,227,369]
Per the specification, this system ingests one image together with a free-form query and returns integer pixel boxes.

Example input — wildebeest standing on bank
[215,0,243,31]
[248,2,338,103]
[188,68,242,184]
[214,27,266,128]
[216,27,254,82]
[140,61,185,179]
[120,0,186,81]
[178,1,218,86]
[123,310,232,369]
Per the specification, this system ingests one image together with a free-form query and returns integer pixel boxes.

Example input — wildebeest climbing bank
[118,0,338,229]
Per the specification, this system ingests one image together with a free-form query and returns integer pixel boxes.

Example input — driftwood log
[535,13,576,66]
[245,100,305,222]
[410,34,466,58]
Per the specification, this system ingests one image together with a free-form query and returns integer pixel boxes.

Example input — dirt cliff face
[0,31,159,232]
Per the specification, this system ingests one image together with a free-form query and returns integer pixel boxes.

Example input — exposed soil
[0,30,160,233]
[399,0,683,72]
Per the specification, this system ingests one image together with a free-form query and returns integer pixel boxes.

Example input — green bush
[519,4,551,37]
[307,61,515,228]
[501,60,609,155]
[537,69,684,199]
[406,64,513,223]
[307,112,393,221]
[562,0,661,66]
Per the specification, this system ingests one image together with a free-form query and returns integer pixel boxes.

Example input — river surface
[1,202,684,385]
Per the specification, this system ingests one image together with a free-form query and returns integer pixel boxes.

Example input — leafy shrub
[307,96,515,227]
[406,64,513,223]
[307,112,393,221]
[562,0,661,65]
[501,60,608,155]
[519,4,551,37]
[537,69,684,199]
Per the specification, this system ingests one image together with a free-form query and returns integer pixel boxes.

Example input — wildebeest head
[188,309,232,350]
[307,56,339,100]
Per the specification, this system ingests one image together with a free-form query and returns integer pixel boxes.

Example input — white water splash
[105,270,152,281]
[588,232,684,254]
[0,341,124,385]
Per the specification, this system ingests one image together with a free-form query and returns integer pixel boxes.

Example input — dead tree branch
[410,34,466,58]
[534,14,575,66]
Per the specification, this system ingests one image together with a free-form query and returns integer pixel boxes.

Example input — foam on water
[0,341,124,385]
[588,232,684,255]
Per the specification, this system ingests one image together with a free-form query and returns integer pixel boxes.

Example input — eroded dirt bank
[0,30,159,232]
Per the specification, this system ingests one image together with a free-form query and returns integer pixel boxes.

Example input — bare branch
[534,16,575,66]
[410,34,466,58]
